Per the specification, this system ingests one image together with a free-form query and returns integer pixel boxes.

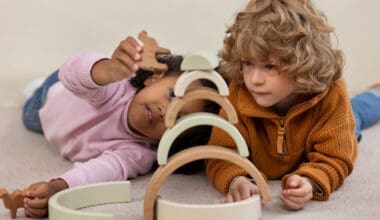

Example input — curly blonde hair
[219,0,345,93]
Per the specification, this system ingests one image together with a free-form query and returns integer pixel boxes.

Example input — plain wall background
[1,0,379,107]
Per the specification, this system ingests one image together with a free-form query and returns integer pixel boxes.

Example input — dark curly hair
[130,54,221,174]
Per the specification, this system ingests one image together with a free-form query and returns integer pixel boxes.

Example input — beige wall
[1,0,379,106]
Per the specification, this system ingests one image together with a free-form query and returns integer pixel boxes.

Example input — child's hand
[91,36,142,85]
[281,174,313,210]
[24,179,68,218]
[223,176,260,203]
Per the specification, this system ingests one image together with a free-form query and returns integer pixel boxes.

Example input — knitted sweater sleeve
[58,52,124,107]
[282,80,358,201]
[205,83,252,194]
[59,142,156,187]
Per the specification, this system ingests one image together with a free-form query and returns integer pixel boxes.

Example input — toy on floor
[143,51,271,220]
[136,30,171,74]
[48,181,131,220]
[0,188,28,219]
[46,38,271,219]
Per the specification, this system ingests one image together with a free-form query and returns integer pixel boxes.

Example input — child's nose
[248,68,265,84]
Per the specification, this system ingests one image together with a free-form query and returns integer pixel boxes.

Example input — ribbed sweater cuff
[77,52,108,89]
[282,168,332,201]
[215,166,247,194]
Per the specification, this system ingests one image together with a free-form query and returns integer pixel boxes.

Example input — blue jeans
[22,70,59,133]
[351,90,380,141]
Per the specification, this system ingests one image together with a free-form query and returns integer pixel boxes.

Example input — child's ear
[143,71,165,86]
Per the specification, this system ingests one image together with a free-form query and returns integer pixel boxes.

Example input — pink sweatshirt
[39,52,158,188]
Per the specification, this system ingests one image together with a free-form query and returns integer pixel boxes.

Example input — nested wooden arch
[173,70,229,97]
[165,88,238,128]
[144,145,272,220]
[158,112,249,165]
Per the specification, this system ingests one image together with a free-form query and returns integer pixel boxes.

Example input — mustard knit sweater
[206,79,358,201]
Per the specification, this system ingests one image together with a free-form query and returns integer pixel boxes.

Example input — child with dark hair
[21,36,219,218]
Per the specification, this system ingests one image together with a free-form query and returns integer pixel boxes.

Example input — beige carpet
[1,106,379,220]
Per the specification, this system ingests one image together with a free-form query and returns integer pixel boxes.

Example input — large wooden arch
[144,145,272,220]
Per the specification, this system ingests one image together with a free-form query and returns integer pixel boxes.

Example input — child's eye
[241,60,253,66]
[169,89,175,98]
[176,113,181,120]
[265,64,275,69]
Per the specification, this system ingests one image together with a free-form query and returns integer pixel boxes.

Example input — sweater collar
[237,83,330,119]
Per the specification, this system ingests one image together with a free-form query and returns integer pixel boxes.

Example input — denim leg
[22,70,59,133]
[350,91,380,141]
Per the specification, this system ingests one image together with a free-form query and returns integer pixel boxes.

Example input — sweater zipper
[276,119,285,155]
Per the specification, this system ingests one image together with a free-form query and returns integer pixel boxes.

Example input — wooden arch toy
[156,196,261,220]
[180,51,219,71]
[157,112,249,165]
[165,87,238,128]
[144,145,271,220]
[173,70,229,97]
[48,181,131,220]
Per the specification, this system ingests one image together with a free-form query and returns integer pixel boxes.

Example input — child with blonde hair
[206,0,380,210]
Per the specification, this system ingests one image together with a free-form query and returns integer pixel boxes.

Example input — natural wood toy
[145,145,270,220]
[174,70,229,97]
[180,51,219,71]
[136,30,171,74]
[0,188,27,218]
[143,52,271,220]
[158,112,247,165]
[175,51,228,97]
[165,88,238,128]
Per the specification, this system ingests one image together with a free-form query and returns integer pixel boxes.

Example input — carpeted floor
[1,107,379,220]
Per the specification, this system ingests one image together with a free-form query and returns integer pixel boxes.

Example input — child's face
[241,58,296,110]
[128,75,205,140]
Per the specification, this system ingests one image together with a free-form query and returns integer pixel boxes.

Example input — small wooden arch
[174,70,229,97]
[165,88,238,128]
[144,145,272,220]
[157,112,249,165]
[180,51,219,71]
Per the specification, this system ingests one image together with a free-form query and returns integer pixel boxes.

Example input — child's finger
[24,197,48,209]
[113,50,138,74]
[239,186,253,200]
[282,191,307,205]
[126,36,142,52]
[280,194,303,210]
[283,187,309,198]
[231,191,242,202]
[286,175,302,189]
[121,38,141,61]
[27,186,48,198]
[25,206,48,218]
[249,185,260,196]
[222,193,234,203]
[114,50,138,73]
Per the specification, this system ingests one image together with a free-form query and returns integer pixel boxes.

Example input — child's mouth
[146,106,153,125]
